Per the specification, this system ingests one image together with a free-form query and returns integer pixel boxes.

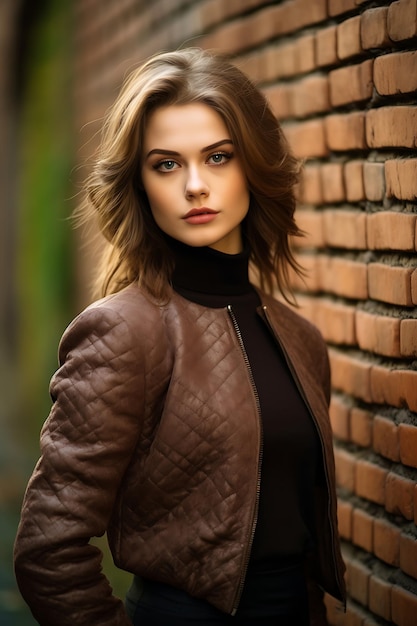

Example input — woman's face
[141,103,250,254]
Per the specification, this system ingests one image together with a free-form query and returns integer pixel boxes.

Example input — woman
[14,48,346,625]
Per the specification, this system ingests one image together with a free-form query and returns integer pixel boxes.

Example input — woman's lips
[182,208,219,225]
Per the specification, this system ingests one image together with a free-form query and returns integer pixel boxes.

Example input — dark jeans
[125,560,309,625]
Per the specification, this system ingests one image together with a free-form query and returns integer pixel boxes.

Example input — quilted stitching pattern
[14,284,344,624]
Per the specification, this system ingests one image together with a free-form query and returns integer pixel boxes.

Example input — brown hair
[83,48,302,301]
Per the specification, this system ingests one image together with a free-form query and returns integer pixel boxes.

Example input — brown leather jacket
[14,284,346,625]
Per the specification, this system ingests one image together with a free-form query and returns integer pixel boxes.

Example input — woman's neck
[168,238,252,298]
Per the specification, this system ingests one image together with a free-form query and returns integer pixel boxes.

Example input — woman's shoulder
[59,284,168,358]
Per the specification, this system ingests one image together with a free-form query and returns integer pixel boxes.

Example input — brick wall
[74,1,417,624]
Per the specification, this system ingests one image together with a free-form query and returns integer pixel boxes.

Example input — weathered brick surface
[351,407,373,448]
[355,459,387,505]
[385,159,417,202]
[374,51,417,95]
[373,415,400,462]
[329,60,373,107]
[367,212,416,251]
[374,518,400,566]
[385,472,415,520]
[369,575,392,622]
[337,16,362,60]
[325,112,367,150]
[361,7,391,50]
[74,2,417,624]
[368,263,414,306]
[352,508,373,551]
[388,0,417,42]
[398,424,417,469]
[323,210,366,249]
[366,106,417,149]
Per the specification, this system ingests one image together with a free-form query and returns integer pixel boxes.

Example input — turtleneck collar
[168,237,253,301]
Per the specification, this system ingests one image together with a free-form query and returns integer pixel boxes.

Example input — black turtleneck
[169,239,320,565]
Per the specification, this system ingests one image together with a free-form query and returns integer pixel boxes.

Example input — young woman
[14,48,346,625]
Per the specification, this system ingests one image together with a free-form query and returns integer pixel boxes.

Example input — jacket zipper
[260,304,345,603]
[226,305,263,616]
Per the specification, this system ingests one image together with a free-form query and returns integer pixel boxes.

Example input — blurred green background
[1,1,130,624]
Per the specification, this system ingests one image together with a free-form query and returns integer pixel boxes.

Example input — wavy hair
[82,48,302,301]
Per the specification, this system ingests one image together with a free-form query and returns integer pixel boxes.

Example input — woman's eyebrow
[145,139,233,159]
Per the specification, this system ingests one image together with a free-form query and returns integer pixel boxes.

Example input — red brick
[397,371,417,412]
[412,270,417,305]
[325,112,367,151]
[329,60,373,107]
[294,34,316,74]
[203,4,287,54]
[368,263,414,306]
[315,299,356,345]
[344,603,367,625]
[373,415,400,462]
[295,209,324,248]
[325,593,348,625]
[375,51,417,96]
[374,316,401,358]
[392,584,417,626]
[415,485,417,526]
[344,160,365,202]
[321,163,345,203]
[269,41,297,78]
[361,7,391,50]
[356,310,377,353]
[400,319,417,358]
[236,51,261,82]
[261,46,279,83]
[370,364,389,404]
[367,212,416,251]
[290,252,320,292]
[373,517,400,566]
[369,575,392,622]
[352,508,373,551]
[400,533,417,579]
[399,424,417,470]
[355,459,387,505]
[299,164,323,205]
[385,159,417,201]
[285,119,328,158]
[292,75,330,118]
[315,25,338,67]
[323,210,366,249]
[329,349,372,402]
[338,499,353,540]
[370,365,417,411]
[329,0,357,17]
[366,106,417,149]
[334,447,357,492]
[355,310,401,357]
[386,473,415,520]
[337,15,362,59]
[370,366,417,412]
[363,162,385,202]
[318,257,368,299]
[330,395,350,440]
[264,84,292,120]
[388,0,417,41]
[351,408,373,448]
[346,559,371,606]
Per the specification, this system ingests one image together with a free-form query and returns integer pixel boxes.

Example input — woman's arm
[14,305,146,626]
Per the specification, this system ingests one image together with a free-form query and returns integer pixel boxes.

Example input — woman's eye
[207,152,232,165]
[154,160,178,172]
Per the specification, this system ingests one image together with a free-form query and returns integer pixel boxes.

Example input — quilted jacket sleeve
[14,305,146,626]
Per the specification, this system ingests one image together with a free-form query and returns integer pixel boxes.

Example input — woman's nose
[184,166,209,199]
